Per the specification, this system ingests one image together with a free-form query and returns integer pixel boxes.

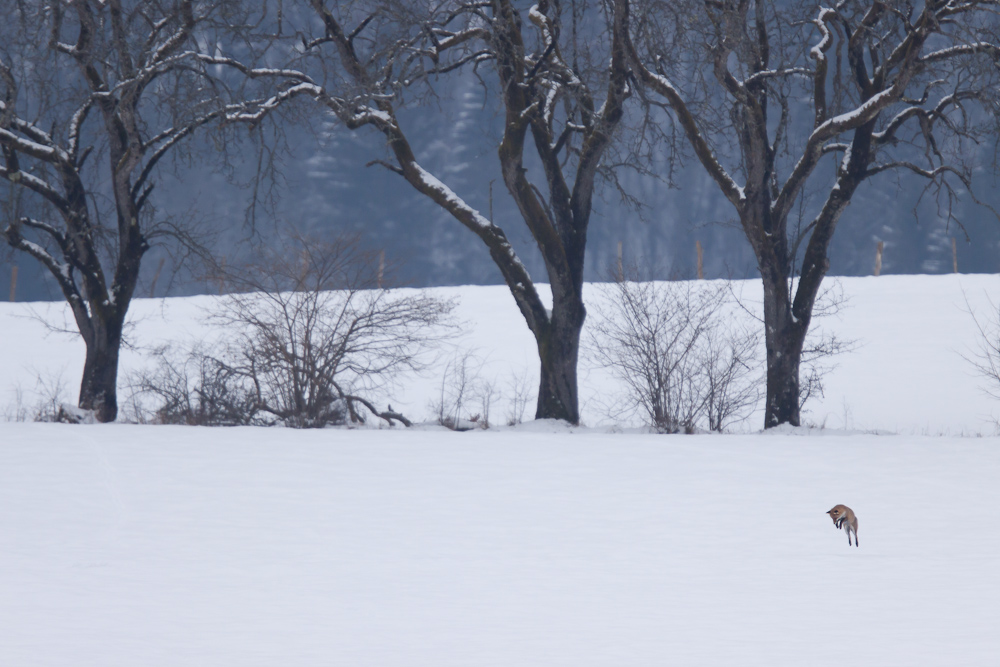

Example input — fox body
[827,504,859,547]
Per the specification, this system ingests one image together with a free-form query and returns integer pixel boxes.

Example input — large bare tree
[207,0,631,424]
[0,1,244,421]
[623,0,1000,427]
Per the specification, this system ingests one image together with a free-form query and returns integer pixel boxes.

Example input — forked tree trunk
[756,242,812,427]
[78,317,125,423]
[534,290,585,423]
[762,316,808,428]
[757,225,822,428]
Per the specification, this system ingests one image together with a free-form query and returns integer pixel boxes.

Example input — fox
[827,504,859,547]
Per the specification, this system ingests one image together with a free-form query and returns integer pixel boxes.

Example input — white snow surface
[2,274,1000,665]
[2,425,999,665]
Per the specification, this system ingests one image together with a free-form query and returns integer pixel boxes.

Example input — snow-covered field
[2,424,999,665]
[2,274,1000,665]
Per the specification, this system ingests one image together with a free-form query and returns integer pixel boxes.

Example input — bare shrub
[130,234,453,428]
[430,351,528,430]
[963,292,1000,402]
[3,370,69,423]
[124,345,260,426]
[505,369,536,427]
[703,322,764,433]
[475,376,501,430]
[3,387,29,423]
[589,278,762,433]
[432,350,487,430]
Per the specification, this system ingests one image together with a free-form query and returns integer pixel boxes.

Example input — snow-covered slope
[2,273,999,433]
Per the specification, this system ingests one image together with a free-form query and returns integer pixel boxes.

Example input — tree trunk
[760,271,809,428]
[78,319,124,423]
[534,294,584,424]
[763,324,806,428]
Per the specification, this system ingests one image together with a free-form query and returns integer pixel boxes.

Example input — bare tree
[589,277,762,432]
[0,1,249,421]
[200,233,453,428]
[623,0,1000,427]
[206,0,632,425]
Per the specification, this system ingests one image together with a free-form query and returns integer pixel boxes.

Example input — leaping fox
[827,504,859,547]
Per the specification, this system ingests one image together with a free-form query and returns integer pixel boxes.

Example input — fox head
[827,504,848,527]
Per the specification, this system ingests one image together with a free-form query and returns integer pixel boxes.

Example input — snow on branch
[771,80,900,223]
[810,8,837,62]
[20,216,68,246]
[742,68,813,87]
[2,223,72,289]
[919,42,1000,64]
[219,83,326,126]
[428,27,491,53]
[0,106,70,164]
[873,89,981,145]
[396,156,543,331]
[0,164,68,211]
[186,54,393,130]
[0,127,60,162]
[821,142,850,154]
[807,7,838,127]
[526,4,583,91]
[189,52,319,85]
[142,1,195,69]
[811,85,900,142]
[67,100,93,162]
[410,162,494,231]
[864,161,965,180]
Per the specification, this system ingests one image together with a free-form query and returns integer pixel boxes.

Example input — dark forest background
[4,68,998,302]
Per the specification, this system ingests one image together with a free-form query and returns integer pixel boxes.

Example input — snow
[810,8,836,61]
[412,163,496,231]
[2,274,1000,664]
[839,143,853,171]
[816,86,896,134]
[358,107,393,125]
[920,42,998,64]
[1,425,999,665]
